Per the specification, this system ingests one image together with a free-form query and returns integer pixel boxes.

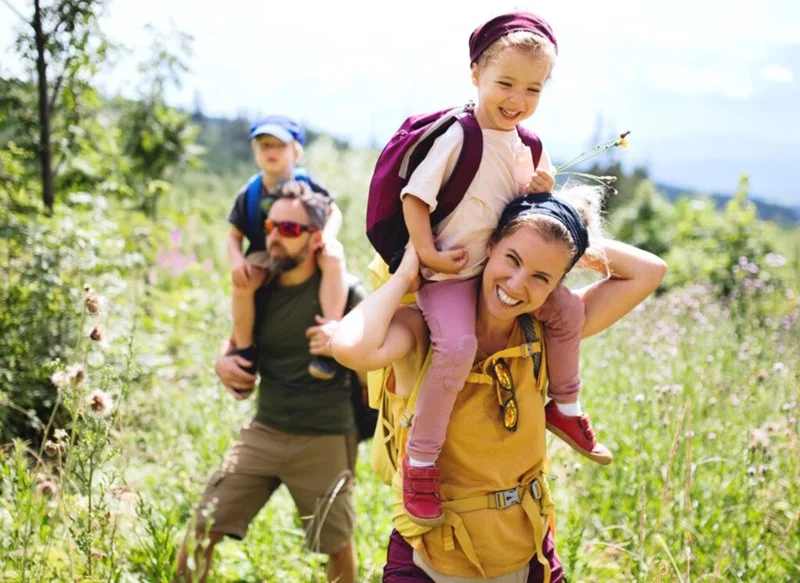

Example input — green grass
[1,148,798,581]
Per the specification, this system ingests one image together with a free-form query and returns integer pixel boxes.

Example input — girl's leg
[401,278,478,526]
[407,278,479,463]
[535,284,612,464]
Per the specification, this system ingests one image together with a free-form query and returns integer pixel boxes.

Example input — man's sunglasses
[264,219,319,238]
[491,358,519,432]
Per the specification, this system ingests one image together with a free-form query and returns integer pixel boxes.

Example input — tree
[118,25,201,217]
[5,0,106,210]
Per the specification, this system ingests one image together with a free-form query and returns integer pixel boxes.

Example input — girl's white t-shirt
[400,122,549,281]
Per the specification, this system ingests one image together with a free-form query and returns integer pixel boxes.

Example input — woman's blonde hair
[490,184,609,277]
[474,30,557,80]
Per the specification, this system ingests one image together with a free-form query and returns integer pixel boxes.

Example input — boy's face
[252,134,297,178]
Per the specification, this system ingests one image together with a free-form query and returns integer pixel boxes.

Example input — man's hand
[526,168,556,194]
[231,257,253,288]
[306,315,339,356]
[214,353,257,400]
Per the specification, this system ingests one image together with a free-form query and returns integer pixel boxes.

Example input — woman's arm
[331,247,421,371]
[577,239,667,338]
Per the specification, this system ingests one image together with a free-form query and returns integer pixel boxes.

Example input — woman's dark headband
[498,194,589,271]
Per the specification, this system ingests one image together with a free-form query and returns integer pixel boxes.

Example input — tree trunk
[33,0,54,210]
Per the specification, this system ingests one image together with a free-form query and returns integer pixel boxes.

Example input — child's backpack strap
[516,126,544,169]
[244,172,263,243]
[243,168,317,243]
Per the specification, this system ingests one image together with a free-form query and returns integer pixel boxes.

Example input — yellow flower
[617,131,631,149]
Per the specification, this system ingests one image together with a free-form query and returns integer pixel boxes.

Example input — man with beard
[176,183,360,583]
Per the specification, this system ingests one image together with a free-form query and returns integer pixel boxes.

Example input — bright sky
[2,0,799,203]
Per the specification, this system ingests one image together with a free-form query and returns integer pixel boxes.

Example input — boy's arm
[322,201,343,240]
[227,226,246,263]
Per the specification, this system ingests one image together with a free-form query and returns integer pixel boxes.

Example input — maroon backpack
[366,103,543,271]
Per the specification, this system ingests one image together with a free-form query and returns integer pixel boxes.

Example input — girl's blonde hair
[474,30,557,80]
[490,184,609,277]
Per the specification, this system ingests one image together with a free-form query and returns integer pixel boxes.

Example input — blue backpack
[243,167,315,243]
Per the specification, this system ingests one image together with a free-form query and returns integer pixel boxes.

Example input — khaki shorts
[196,420,357,554]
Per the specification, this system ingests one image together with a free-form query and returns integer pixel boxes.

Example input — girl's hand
[526,168,555,194]
[418,246,468,275]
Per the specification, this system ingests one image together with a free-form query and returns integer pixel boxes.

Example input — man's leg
[282,432,358,582]
[327,539,357,583]
[175,421,285,581]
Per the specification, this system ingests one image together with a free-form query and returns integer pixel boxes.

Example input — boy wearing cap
[226,115,348,382]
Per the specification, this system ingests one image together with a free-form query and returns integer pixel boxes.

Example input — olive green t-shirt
[253,272,355,435]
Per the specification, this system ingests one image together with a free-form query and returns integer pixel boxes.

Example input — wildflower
[67,364,87,386]
[86,390,113,418]
[89,325,104,342]
[707,432,717,441]
[36,480,59,497]
[44,440,59,457]
[634,393,645,403]
[54,428,68,441]
[773,362,786,373]
[51,370,70,388]
[746,466,756,477]
[616,131,631,149]
[764,252,786,268]
[85,293,102,315]
[685,430,695,440]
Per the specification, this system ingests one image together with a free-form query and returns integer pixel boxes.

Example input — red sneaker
[402,456,444,527]
[545,401,613,465]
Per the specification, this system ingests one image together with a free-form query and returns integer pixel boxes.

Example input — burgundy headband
[468,11,558,64]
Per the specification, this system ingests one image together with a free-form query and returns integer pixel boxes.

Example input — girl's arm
[577,239,667,338]
[331,247,420,371]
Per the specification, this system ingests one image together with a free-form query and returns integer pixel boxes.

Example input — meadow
[1,137,799,582]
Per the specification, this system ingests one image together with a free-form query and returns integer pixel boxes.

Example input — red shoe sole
[546,423,613,465]
[402,503,445,527]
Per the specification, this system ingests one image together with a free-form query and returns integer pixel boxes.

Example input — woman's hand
[396,244,422,292]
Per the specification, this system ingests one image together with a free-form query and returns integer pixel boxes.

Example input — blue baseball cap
[249,115,305,145]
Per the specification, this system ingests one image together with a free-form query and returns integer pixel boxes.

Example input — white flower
[86,390,113,418]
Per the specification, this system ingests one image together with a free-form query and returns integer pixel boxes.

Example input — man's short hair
[275,181,330,230]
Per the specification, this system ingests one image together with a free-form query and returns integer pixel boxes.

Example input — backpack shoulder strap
[430,108,484,225]
[516,125,543,168]
[519,313,543,382]
[244,172,263,242]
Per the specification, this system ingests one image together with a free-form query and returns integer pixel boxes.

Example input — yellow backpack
[365,253,545,486]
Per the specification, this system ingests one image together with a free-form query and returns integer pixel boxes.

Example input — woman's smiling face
[481,224,572,321]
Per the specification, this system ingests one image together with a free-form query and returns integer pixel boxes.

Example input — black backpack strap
[519,313,542,380]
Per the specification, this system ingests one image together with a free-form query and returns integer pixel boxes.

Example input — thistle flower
[36,480,59,497]
[90,325,104,342]
[44,440,60,457]
[85,293,102,315]
[67,364,87,386]
[86,390,113,418]
[54,428,68,441]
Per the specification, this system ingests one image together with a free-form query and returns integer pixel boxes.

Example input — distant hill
[656,183,800,225]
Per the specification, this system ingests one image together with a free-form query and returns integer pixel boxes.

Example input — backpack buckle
[494,487,521,509]
[529,479,542,500]
[399,409,413,428]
